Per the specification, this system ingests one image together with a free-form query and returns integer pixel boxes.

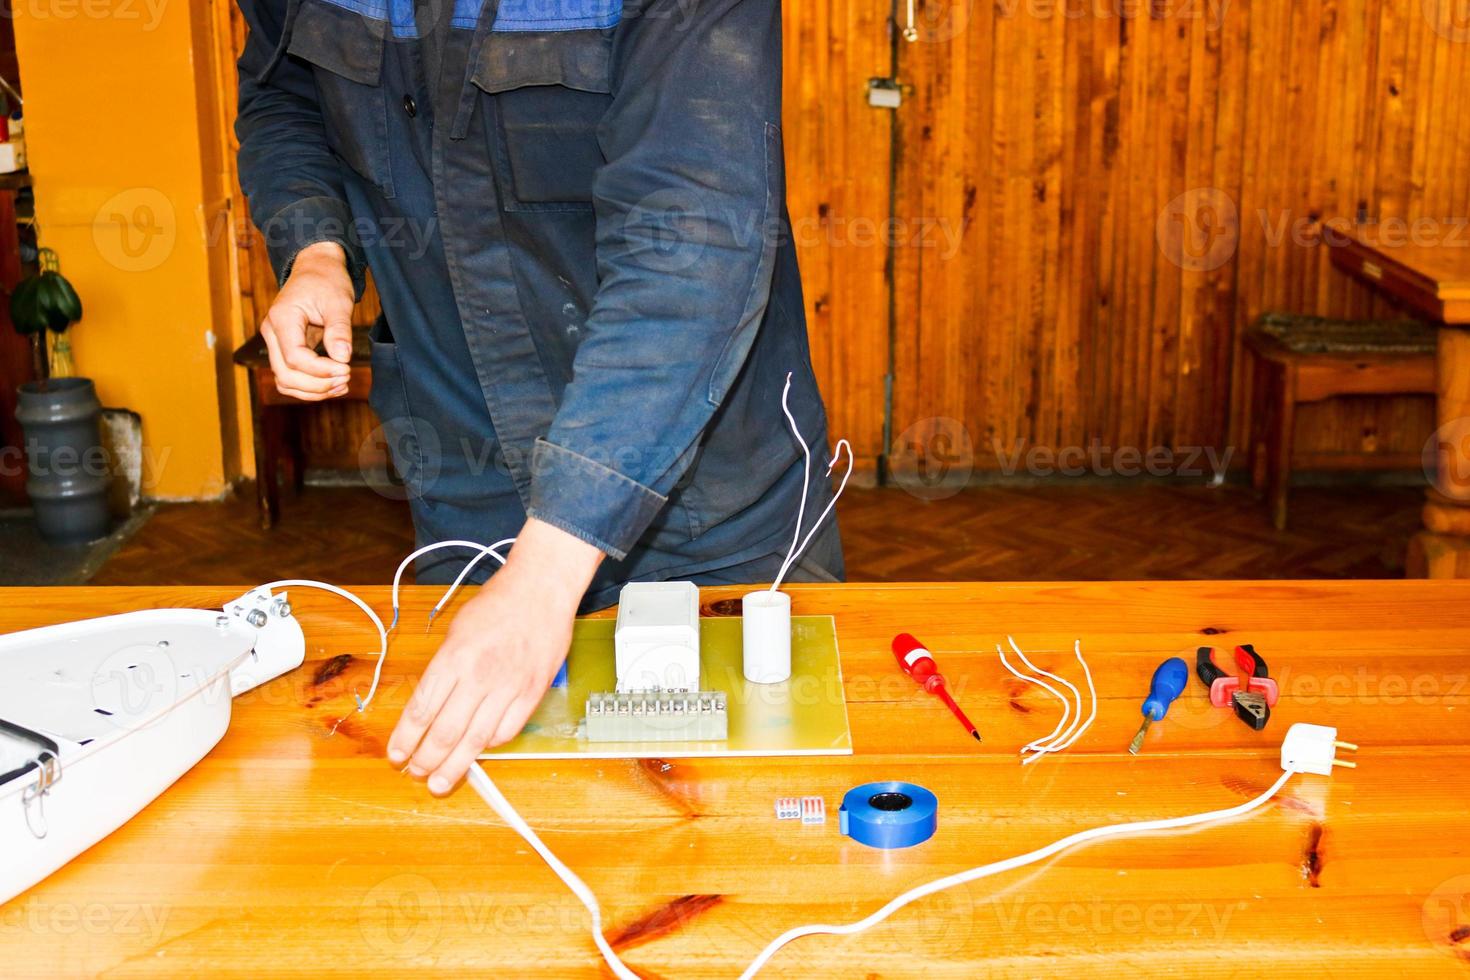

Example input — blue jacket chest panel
[329,0,622,37]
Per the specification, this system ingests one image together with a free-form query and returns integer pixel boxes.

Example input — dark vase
[15,377,111,544]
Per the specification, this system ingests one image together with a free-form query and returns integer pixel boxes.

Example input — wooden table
[5,581,1470,977]
[1330,228,1470,577]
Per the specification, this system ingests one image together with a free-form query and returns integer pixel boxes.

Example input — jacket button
[403,94,417,118]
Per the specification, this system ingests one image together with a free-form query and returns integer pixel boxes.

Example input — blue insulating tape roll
[838,781,938,849]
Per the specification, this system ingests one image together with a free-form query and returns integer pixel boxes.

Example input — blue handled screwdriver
[1127,657,1189,755]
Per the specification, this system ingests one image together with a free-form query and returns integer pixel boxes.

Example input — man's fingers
[387,663,457,766]
[261,322,349,398]
[266,304,350,381]
[426,698,506,795]
[487,688,539,749]
[322,312,354,364]
[409,683,489,776]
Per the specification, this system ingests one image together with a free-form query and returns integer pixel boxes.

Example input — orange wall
[13,1,238,500]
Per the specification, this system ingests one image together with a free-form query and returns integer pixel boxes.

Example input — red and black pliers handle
[1195,643,1279,708]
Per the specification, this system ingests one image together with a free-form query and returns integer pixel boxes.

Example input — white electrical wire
[734,768,1295,978]
[466,764,640,980]
[769,373,854,593]
[256,579,390,711]
[1040,641,1098,756]
[468,757,1294,979]
[1009,636,1085,758]
[427,537,516,630]
[997,642,1072,754]
[388,539,512,633]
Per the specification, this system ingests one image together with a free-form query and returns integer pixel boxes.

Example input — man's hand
[387,518,604,794]
[260,241,355,401]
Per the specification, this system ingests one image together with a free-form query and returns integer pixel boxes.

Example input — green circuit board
[479,615,852,760]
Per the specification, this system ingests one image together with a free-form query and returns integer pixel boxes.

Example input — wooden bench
[232,327,374,529]
[1243,312,1436,530]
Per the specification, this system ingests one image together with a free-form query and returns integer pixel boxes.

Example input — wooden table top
[5,580,1470,978]
[1330,224,1470,324]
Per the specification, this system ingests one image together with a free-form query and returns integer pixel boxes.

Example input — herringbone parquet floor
[89,480,1422,585]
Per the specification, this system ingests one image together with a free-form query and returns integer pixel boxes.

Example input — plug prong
[1331,758,1356,768]
[1334,740,1358,751]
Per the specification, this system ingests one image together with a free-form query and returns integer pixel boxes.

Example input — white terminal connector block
[1279,722,1358,775]
[742,589,792,684]
[614,581,701,693]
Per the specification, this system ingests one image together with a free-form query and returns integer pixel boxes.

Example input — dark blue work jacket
[235,0,842,607]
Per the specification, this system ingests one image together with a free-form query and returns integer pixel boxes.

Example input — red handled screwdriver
[892,633,981,742]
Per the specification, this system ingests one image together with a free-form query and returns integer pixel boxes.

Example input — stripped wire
[256,579,389,712]
[770,372,853,593]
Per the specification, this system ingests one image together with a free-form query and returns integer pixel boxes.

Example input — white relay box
[614,581,701,693]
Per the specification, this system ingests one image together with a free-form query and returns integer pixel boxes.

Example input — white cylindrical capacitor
[742,589,792,684]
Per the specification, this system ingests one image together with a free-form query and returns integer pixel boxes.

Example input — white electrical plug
[1279,722,1358,775]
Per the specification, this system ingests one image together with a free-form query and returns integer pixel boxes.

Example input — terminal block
[585,691,728,743]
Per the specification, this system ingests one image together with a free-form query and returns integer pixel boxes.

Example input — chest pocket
[286,1,395,198]
[472,31,614,212]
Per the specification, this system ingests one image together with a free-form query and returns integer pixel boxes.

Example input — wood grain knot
[700,598,743,617]
[311,653,354,686]
[607,894,723,951]
[1302,823,1325,887]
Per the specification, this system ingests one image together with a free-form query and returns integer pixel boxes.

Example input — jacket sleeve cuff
[260,195,368,301]
[526,438,668,561]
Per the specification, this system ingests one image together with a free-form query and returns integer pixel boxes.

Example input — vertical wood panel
[893,0,1463,473]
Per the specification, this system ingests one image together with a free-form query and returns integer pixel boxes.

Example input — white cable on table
[1008,635,1085,759]
[733,769,1295,978]
[256,579,389,711]
[1036,640,1097,758]
[468,758,1294,980]
[997,642,1071,754]
[466,764,640,980]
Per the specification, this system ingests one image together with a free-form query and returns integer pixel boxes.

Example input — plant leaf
[8,274,45,335]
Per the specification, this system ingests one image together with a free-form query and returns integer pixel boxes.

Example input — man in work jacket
[235,0,842,792]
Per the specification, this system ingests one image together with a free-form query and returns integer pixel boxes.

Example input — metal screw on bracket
[215,615,231,630]
[271,598,292,619]
[245,609,268,628]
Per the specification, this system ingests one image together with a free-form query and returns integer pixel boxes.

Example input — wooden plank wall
[891,0,1468,474]
[222,0,1467,482]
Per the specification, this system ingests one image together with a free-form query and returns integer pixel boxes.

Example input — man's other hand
[387,518,604,794]
[260,241,355,401]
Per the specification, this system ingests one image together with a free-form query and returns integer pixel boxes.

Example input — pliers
[1195,644,1279,731]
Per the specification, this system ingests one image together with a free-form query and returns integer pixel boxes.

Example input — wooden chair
[1244,312,1436,530]
[232,327,374,529]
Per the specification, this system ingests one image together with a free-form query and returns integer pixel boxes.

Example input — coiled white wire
[998,637,1098,765]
